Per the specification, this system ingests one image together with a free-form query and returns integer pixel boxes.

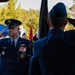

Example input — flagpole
[38,0,49,39]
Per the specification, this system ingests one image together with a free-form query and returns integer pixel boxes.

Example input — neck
[49,26,65,30]
[11,34,19,40]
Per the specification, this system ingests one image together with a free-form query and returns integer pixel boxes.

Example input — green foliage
[0,0,39,38]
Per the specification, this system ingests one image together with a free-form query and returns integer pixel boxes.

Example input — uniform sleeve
[26,41,33,56]
[29,55,42,75]
[65,30,75,45]
[0,39,2,70]
[0,39,1,53]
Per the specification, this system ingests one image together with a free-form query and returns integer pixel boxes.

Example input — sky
[17,0,73,11]
[0,0,73,11]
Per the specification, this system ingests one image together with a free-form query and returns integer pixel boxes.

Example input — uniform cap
[5,18,22,29]
[50,2,67,18]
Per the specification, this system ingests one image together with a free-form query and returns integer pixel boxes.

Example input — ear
[18,26,20,31]
[47,19,51,27]
[47,19,50,26]
[64,19,67,26]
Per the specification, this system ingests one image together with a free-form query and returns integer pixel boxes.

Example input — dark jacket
[29,29,75,75]
[0,37,32,75]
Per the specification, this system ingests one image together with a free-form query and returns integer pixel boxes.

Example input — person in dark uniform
[29,2,75,75]
[0,18,33,75]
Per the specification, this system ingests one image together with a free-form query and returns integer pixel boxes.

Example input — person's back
[29,2,75,75]
[31,29,75,75]
[37,35,75,75]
